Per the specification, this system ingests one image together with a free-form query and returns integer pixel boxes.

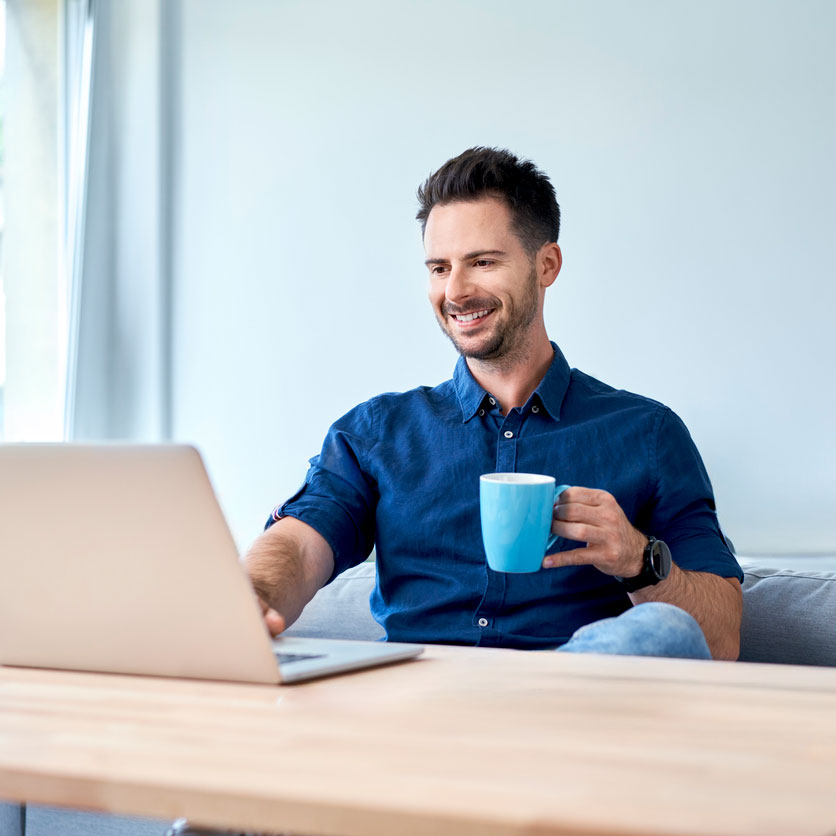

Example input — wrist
[615,534,672,592]
[625,531,649,578]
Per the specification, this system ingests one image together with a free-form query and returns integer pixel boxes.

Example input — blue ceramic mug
[480,473,571,573]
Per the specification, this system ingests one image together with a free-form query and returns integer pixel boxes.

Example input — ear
[538,243,562,289]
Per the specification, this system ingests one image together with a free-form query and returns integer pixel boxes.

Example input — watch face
[650,540,662,573]
[651,539,672,579]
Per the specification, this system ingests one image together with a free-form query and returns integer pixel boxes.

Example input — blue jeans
[557,602,712,659]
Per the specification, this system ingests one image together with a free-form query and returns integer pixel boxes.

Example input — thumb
[264,607,286,637]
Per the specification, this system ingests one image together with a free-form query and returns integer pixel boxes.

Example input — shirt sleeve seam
[650,405,666,504]
[368,395,382,457]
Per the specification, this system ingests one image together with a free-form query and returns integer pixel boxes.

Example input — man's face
[424,197,541,362]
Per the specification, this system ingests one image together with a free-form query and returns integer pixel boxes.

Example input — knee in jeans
[632,601,706,643]
[559,601,711,659]
[635,601,699,628]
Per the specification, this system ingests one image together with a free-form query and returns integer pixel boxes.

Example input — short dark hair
[416,147,560,255]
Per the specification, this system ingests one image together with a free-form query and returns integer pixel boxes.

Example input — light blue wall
[171,0,836,555]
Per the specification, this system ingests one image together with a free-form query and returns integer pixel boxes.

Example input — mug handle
[545,484,571,553]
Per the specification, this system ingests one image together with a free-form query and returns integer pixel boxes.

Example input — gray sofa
[3,561,835,835]
[286,561,836,667]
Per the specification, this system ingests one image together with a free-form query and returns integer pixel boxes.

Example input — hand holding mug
[543,486,647,577]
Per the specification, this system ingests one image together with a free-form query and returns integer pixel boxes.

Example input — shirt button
[532,405,540,414]
[478,409,485,416]
[488,397,496,406]
[504,430,514,439]
[478,618,489,627]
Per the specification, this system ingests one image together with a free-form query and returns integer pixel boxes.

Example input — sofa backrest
[286,561,836,666]
[284,561,383,641]
[739,566,836,666]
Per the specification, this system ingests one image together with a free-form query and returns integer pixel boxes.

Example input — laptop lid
[0,444,290,684]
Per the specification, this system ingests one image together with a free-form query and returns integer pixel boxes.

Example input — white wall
[170,0,836,555]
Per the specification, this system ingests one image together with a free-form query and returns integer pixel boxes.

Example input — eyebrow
[424,250,508,266]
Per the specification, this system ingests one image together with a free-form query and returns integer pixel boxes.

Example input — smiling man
[246,147,743,660]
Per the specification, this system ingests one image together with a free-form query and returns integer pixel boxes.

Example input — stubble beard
[438,266,540,365]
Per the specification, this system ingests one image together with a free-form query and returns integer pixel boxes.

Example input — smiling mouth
[450,309,493,325]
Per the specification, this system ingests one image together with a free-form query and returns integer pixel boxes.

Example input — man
[246,147,743,660]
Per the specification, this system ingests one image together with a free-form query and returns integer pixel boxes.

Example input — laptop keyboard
[274,651,326,665]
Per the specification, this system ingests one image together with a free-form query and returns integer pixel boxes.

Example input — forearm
[631,563,742,661]
[244,516,335,630]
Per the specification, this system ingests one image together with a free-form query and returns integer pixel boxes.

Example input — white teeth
[454,310,490,323]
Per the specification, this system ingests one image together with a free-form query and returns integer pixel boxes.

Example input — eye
[473,259,494,268]
[430,264,450,276]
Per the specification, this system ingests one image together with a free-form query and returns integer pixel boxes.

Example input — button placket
[475,554,506,643]
[495,411,522,473]
[483,407,521,640]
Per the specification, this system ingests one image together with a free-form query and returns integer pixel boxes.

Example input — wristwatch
[615,536,672,592]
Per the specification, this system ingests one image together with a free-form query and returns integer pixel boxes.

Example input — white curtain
[64,0,173,441]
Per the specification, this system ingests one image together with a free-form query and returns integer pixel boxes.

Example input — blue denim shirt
[270,344,742,649]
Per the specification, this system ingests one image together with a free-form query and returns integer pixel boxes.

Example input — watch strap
[615,536,670,592]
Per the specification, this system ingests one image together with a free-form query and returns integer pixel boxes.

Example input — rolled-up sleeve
[266,401,379,580]
[648,408,743,581]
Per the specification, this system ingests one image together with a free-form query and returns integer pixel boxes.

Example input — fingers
[551,519,596,544]
[545,487,644,576]
[554,493,616,523]
[255,593,286,637]
[555,486,608,507]
[552,489,621,541]
[543,547,593,569]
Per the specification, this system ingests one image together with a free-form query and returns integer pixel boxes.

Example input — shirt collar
[453,342,572,423]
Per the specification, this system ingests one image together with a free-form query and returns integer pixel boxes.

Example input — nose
[445,264,474,306]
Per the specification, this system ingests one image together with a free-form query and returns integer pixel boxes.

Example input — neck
[466,334,554,415]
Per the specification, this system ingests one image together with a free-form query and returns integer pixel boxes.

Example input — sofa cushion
[0,801,23,836]
[24,807,169,835]
[740,565,836,666]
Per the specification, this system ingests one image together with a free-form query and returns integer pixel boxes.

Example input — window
[0,0,6,439]
[1,0,70,441]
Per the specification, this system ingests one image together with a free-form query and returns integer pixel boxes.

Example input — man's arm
[544,487,742,661]
[632,563,742,661]
[244,516,335,636]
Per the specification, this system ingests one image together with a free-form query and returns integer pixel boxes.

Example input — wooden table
[1,646,836,836]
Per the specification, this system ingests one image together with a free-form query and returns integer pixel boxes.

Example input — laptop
[0,444,423,684]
